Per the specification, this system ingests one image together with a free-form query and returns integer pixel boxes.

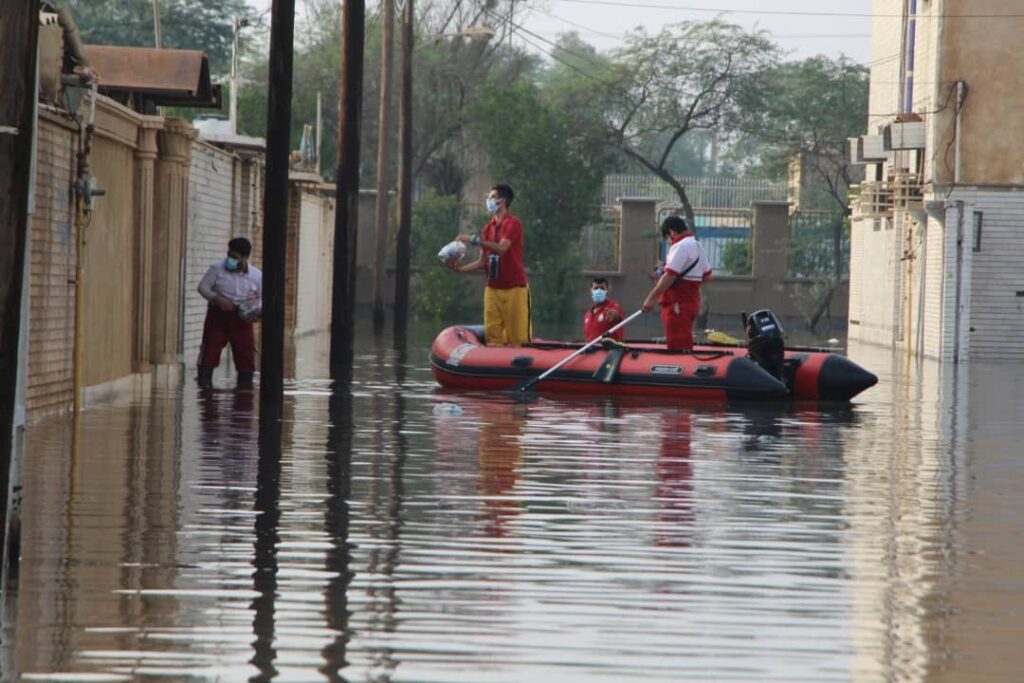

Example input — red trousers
[198,305,256,372]
[661,298,700,350]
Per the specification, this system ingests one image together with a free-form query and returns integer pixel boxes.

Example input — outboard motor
[744,309,786,381]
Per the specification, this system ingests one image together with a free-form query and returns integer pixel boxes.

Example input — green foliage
[469,80,612,323]
[788,213,849,278]
[746,56,870,210]
[411,194,478,322]
[69,0,250,73]
[604,20,781,219]
[721,240,752,275]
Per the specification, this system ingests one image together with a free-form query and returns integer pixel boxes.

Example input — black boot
[237,371,254,388]
[196,366,214,388]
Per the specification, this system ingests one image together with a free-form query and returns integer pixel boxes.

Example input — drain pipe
[71,81,103,415]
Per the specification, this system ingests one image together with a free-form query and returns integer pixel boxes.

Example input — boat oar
[515,309,645,393]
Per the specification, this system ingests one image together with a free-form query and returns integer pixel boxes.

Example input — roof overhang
[84,45,220,109]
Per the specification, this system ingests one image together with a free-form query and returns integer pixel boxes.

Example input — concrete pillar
[752,201,791,286]
[150,118,196,366]
[133,122,160,371]
[617,198,659,309]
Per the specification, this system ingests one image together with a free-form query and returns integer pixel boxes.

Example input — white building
[848,0,1024,362]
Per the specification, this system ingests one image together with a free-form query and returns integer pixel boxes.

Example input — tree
[69,0,250,73]
[747,57,868,331]
[751,56,869,212]
[604,21,779,223]
[470,80,612,323]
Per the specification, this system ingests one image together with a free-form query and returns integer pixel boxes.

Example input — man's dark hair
[492,184,515,207]
[591,277,610,288]
[660,215,689,239]
[228,237,252,257]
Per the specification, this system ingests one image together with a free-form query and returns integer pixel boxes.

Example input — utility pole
[229,15,248,135]
[329,0,366,382]
[372,0,395,333]
[259,0,296,427]
[392,0,414,343]
[151,0,162,48]
[0,0,41,580]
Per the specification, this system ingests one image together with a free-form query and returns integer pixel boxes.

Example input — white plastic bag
[437,239,467,264]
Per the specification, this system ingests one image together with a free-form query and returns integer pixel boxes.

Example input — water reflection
[7,331,1024,681]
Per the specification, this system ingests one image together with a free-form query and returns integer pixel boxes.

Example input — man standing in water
[641,216,712,351]
[196,237,262,388]
[449,184,532,346]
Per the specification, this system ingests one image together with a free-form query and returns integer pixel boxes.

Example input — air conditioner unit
[848,137,865,165]
[858,135,888,162]
[884,121,926,150]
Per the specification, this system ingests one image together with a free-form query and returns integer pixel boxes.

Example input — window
[972,211,983,252]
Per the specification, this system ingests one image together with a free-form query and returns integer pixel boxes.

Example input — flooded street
[3,328,1024,681]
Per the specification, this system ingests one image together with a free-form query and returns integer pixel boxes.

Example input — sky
[516,0,874,64]
[249,0,874,65]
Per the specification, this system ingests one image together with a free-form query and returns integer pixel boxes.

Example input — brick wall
[27,113,77,420]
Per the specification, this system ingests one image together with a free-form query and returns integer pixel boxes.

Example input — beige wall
[941,0,1024,186]
[83,133,137,386]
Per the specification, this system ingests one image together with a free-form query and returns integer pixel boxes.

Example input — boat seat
[593,346,628,383]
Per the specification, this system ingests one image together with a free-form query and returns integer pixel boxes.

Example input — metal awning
[83,45,221,110]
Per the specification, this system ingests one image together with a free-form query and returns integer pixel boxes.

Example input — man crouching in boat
[584,277,625,341]
[641,216,712,351]
[449,184,532,346]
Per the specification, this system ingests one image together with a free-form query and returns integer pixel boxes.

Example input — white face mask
[591,288,608,304]
[486,197,500,214]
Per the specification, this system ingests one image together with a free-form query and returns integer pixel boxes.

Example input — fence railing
[604,174,788,209]
[788,211,848,279]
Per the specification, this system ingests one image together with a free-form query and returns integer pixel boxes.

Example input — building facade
[849,0,1024,362]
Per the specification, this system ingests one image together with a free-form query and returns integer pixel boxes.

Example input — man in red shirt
[583,277,625,341]
[451,184,532,345]
[641,216,712,350]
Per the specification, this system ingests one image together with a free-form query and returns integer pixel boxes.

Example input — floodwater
[3,328,1024,682]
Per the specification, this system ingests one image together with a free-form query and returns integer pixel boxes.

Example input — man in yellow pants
[450,184,532,345]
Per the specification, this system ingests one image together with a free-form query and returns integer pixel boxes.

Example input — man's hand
[214,296,236,312]
[445,259,462,272]
[641,296,657,313]
[606,309,620,323]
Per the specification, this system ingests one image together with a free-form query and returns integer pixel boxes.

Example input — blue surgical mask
[226,257,241,271]
[591,289,608,305]
[486,198,500,214]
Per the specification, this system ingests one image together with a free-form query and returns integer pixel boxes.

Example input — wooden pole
[0,0,41,579]
[330,0,366,382]
[392,0,414,343]
[259,0,296,426]
[372,0,395,333]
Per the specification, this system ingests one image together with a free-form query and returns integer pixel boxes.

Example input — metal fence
[603,174,788,209]
[788,211,848,278]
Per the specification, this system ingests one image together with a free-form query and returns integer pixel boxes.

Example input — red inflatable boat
[430,318,877,403]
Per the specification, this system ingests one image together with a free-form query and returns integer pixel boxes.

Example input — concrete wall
[295,190,334,336]
[588,198,849,338]
[24,94,271,420]
[850,0,1024,360]
[940,0,1024,186]
[83,112,138,386]
[182,141,236,368]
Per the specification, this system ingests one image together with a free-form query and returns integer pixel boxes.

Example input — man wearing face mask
[583,277,625,341]
[196,237,263,388]
[450,184,531,346]
[641,216,712,351]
